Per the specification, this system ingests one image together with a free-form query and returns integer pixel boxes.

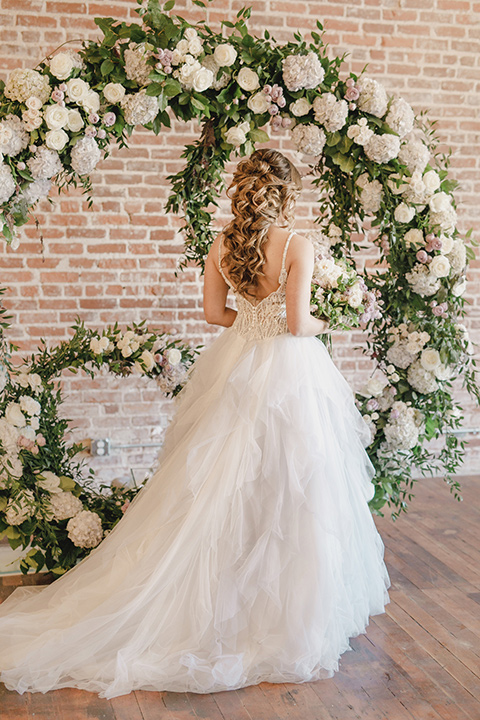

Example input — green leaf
[465,245,475,261]
[163,0,175,10]
[248,128,270,143]
[100,59,115,76]
[145,82,164,96]
[59,475,76,491]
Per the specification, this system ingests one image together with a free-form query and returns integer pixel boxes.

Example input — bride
[0,148,390,699]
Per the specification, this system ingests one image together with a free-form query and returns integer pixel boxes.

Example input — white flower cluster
[386,323,430,369]
[65,78,100,114]
[0,417,23,490]
[383,401,421,451]
[66,509,103,548]
[27,145,62,180]
[407,358,438,394]
[116,329,143,358]
[16,367,42,393]
[394,201,416,224]
[356,77,388,117]
[49,51,83,80]
[4,489,35,525]
[4,68,51,104]
[156,355,188,394]
[282,52,325,92]
[48,490,83,521]
[356,173,383,213]
[429,191,457,234]
[398,134,430,173]
[347,117,374,146]
[306,227,339,258]
[124,43,153,86]
[447,238,467,276]
[401,169,439,206]
[313,257,349,290]
[405,263,441,297]
[385,97,415,138]
[291,123,326,156]
[312,93,348,132]
[201,55,229,91]
[225,121,250,147]
[0,114,29,157]
[364,133,401,164]
[0,163,16,204]
[290,97,311,117]
[121,90,159,126]
[134,349,156,374]
[172,29,213,93]
[21,178,51,206]
[90,335,113,354]
[70,136,102,176]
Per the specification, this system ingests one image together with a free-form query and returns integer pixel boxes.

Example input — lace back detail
[218,232,294,340]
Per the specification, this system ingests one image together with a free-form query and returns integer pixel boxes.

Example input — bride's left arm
[203,237,237,327]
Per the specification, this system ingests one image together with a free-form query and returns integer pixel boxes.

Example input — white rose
[19,395,41,416]
[82,90,100,113]
[21,425,36,442]
[429,191,452,214]
[184,28,198,42]
[176,39,189,55]
[121,346,133,358]
[423,170,441,193]
[37,470,63,494]
[26,96,42,111]
[188,38,203,56]
[452,277,467,296]
[420,348,441,372]
[49,52,75,80]
[347,283,363,308]
[140,349,155,371]
[192,67,213,92]
[439,234,454,254]
[214,43,237,67]
[237,67,259,92]
[45,128,68,151]
[394,202,415,224]
[5,402,26,428]
[290,98,311,117]
[103,82,126,104]
[66,109,84,132]
[247,91,271,114]
[66,78,90,104]
[167,348,182,366]
[225,121,249,146]
[429,254,451,278]
[404,228,424,248]
[44,103,69,130]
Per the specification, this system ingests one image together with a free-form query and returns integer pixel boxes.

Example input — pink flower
[367,398,379,411]
[51,89,65,102]
[103,111,116,127]
[345,86,359,101]
[346,78,355,88]
[281,117,291,128]
[85,125,97,137]
[88,113,100,124]
[432,305,444,316]
[277,96,286,108]
[121,500,131,514]
[268,105,279,115]
[36,433,46,446]
[59,83,67,92]
[416,250,429,263]
[97,128,106,139]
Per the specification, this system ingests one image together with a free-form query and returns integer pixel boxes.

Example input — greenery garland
[0,0,478,576]
[0,309,197,574]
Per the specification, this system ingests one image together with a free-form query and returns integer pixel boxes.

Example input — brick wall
[1,0,479,484]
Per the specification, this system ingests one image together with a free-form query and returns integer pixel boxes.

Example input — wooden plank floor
[0,474,479,720]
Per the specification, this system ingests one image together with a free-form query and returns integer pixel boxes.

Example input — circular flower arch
[0,0,479,569]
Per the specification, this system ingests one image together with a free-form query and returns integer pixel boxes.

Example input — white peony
[44,104,69,130]
[290,98,311,117]
[236,67,259,92]
[45,128,69,151]
[225,121,250,147]
[5,402,26,428]
[429,254,450,278]
[247,92,271,114]
[394,202,416,224]
[420,348,441,371]
[66,78,90,104]
[49,52,75,80]
[214,43,237,67]
[37,470,63,494]
[48,490,83,521]
[19,395,41,416]
[429,191,452,214]
[103,82,126,104]
[67,510,103,548]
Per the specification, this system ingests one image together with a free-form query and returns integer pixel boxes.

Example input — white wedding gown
[0,233,390,698]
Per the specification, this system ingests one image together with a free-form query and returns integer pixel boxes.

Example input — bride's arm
[285,235,331,337]
[203,237,237,327]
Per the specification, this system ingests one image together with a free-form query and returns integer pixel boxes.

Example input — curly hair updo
[220,148,302,298]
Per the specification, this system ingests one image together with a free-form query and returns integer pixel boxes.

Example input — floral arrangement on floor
[0,311,197,574]
[0,0,478,521]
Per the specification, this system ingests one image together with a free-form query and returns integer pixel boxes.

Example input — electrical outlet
[91,438,111,456]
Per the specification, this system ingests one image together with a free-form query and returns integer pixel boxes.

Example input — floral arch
[0,0,478,573]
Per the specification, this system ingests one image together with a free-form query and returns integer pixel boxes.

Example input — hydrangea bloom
[405,263,441,297]
[398,135,430,173]
[0,163,16,204]
[49,491,84,521]
[356,77,388,117]
[0,115,29,157]
[364,134,401,164]
[67,509,103,548]
[385,97,415,138]
[121,90,159,126]
[27,146,62,180]
[70,136,102,176]
[356,173,383,213]
[4,68,50,104]
[407,359,438,394]
[282,52,324,92]
[124,43,153,86]
[383,401,420,450]
[312,93,348,132]
[291,123,326,156]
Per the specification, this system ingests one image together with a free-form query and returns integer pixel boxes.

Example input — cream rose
[439,234,453,254]
[394,202,415,224]
[429,191,452,214]
[247,91,271,114]
[167,348,182,366]
[347,283,363,308]
[404,228,424,248]
[82,90,100,113]
[140,349,155,371]
[237,67,259,92]
[192,67,213,92]
[290,98,311,117]
[423,170,441,193]
[26,96,42,111]
[5,402,26,428]
[420,348,441,372]
[44,103,69,130]
[452,277,467,296]
[214,43,237,67]
[225,121,250,146]
[66,109,84,132]
[429,254,451,278]
[49,52,75,80]
[45,128,68,151]
[37,470,62,494]
[103,82,126,104]
[66,78,90,104]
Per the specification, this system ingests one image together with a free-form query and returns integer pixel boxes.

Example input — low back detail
[218,231,294,341]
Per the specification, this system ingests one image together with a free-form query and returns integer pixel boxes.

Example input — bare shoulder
[287,232,314,263]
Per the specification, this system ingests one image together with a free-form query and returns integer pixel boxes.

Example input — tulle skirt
[0,329,390,698]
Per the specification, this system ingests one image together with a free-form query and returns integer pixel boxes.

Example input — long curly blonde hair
[221,149,302,298]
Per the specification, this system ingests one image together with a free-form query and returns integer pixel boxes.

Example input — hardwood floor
[0,474,479,719]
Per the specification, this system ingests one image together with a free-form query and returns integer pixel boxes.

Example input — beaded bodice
[218,233,293,341]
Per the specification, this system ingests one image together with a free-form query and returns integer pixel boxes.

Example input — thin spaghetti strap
[278,230,295,283]
[218,237,234,289]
